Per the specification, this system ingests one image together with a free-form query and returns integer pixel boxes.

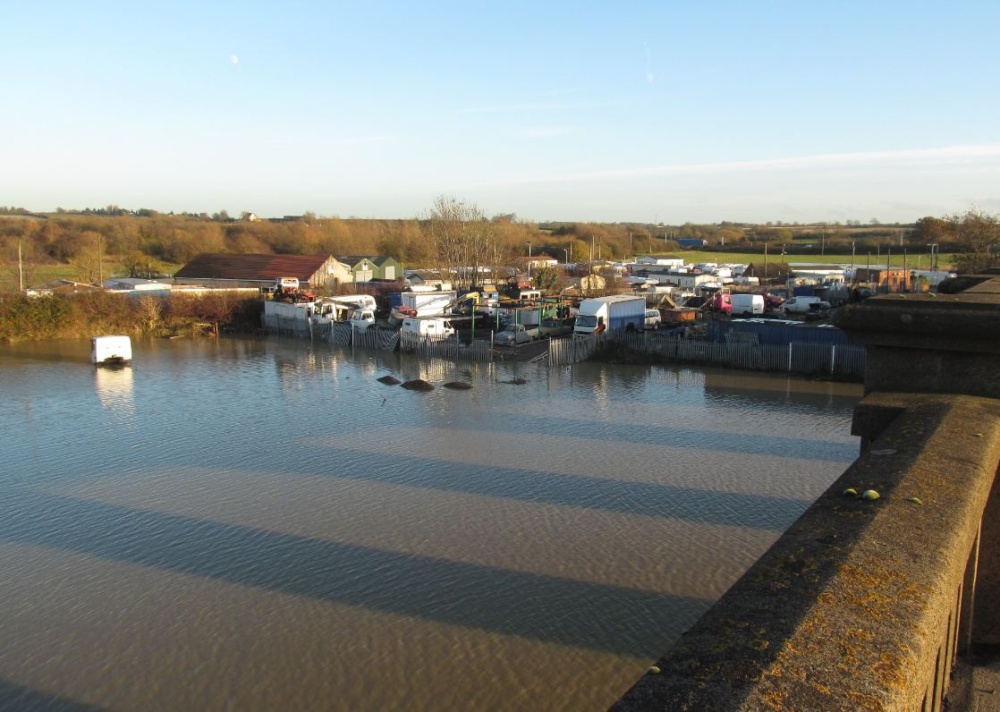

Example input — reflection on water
[0,337,862,711]
[94,366,134,418]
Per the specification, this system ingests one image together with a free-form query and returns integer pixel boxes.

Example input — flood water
[0,337,862,711]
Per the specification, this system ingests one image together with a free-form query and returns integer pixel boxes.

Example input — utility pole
[18,240,24,292]
[851,241,856,285]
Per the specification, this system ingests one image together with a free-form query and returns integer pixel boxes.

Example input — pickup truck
[495,323,539,346]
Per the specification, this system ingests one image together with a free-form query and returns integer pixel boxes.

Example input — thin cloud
[512,126,574,139]
[498,144,1000,186]
[462,102,607,114]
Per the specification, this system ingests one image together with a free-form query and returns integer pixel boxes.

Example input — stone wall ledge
[612,392,1000,711]
[834,293,1000,354]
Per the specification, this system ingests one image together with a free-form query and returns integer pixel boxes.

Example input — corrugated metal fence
[549,330,865,378]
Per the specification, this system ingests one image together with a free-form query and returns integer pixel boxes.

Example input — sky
[3,1,999,225]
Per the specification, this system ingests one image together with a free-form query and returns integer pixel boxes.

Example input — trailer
[400,290,458,317]
[91,335,132,367]
[573,295,646,335]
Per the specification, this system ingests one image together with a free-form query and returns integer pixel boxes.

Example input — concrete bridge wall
[612,272,1000,711]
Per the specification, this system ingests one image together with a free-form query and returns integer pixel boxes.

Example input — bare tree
[427,196,512,290]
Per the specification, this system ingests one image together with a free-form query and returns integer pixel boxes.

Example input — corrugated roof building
[173,254,351,291]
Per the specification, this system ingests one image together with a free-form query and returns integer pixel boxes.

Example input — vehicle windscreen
[576,315,597,328]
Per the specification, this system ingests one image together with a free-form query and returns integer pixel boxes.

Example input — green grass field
[1,261,183,292]
[653,250,953,270]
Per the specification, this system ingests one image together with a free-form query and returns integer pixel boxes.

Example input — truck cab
[349,309,376,330]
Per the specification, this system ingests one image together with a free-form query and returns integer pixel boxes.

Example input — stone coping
[612,392,1000,711]
[833,274,1000,354]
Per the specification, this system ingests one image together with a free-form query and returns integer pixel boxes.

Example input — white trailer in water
[91,335,132,367]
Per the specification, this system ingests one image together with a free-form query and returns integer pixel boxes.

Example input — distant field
[1,261,183,292]
[654,250,954,270]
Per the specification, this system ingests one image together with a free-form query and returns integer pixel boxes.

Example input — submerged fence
[549,330,865,378]
[270,317,864,378]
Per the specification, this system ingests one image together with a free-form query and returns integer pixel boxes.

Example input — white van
[643,309,662,330]
[731,294,765,316]
[782,296,831,314]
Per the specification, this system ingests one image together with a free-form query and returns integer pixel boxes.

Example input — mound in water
[401,379,434,391]
[443,381,473,390]
[377,375,402,385]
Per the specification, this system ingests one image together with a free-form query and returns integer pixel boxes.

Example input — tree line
[1,199,998,292]
[0,291,262,342]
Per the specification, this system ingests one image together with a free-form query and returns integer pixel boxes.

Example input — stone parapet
[833,273,1000,398]
[612,393,1000,711]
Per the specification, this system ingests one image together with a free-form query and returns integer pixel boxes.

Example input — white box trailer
[401,291,457,317]
[573,295,646,335]
[91,335,132,367]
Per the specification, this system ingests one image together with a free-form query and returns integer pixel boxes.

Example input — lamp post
[563,248,569,265]
[927,243,938,271]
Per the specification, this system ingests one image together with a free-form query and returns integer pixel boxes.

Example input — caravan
[401,316,456,340]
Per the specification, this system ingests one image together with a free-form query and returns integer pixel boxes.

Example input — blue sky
[3,1,998,224]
